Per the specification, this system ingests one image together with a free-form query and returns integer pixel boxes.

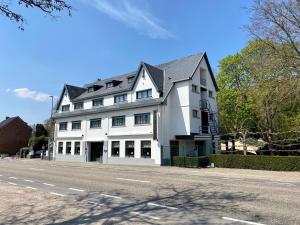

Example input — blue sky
[0,0,252,125]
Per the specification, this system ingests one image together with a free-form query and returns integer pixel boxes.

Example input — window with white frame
[106,82,114,89]
[74,102,83,110]
[92,98,103,107]
[136,89,152,99]
[114,94,127,103]
[125,141,134,157]
[59,122,67,131]
[66,142,71,154]
[111,141,120,157]
[72,121,81,130]
[58,142,63,154]
[112,116,125,127]
[61,104,70,112]
[74,142,80,155]
[135,113,150,125]
[90,118,101,128]
[141,141,151,158]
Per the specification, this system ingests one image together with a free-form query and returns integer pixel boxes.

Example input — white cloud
[87,0,175,39]
[5,88,11,93]
[13,88,52,102]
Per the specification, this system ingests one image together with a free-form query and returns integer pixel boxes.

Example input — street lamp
[49,95,54,161]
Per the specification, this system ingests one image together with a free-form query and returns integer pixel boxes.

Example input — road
[0,159,299,224]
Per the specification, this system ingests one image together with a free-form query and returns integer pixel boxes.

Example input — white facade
[53,53,220,166]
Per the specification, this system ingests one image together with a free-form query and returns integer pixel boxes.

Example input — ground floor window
[66,142,71,154]
[75,142,81,155]
[111,141,120,157]
[141,141,151,158]
[125,141,134,157]
[58,142,63,154]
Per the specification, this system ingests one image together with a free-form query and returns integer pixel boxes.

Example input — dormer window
[61,104,70,112]
[106,82,114,89]
[88,87,94,93]
[88,85,102,93]
[128,76,134,84]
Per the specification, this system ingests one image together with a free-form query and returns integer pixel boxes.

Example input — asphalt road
[0,159,299,225]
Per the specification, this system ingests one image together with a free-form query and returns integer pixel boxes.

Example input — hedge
[210,155,300,171]
[173,156,209,168]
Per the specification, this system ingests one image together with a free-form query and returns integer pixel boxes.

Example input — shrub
[210,155,300,171]
[173,156,209,168]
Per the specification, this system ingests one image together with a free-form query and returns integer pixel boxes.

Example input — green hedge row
[210,155,300,171]
[173,156,209,168]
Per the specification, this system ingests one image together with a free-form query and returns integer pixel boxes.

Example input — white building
[53,53,220,166]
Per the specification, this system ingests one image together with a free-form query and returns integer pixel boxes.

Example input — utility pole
[49,95,54,161]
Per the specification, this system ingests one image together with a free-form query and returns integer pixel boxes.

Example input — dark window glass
[193,110,199,118]
[62,105,70,112]
[209,90,214,98]
[106,82,114,88]
[136,89,152,99]
[135,113,150,125]
[112,116,125,127]
[58,142,63,154]
[74,102,83,110]
[92,98,103,107]
[90,119,101,128]
[192,85,198,93]
[72,121,81,130]
[59,122,67,131]
[88,87,94,93]
[66,142,71,154]
[75,142,80,155]
[125,141,134,157]
[114,94,127,103]
[141,141,151,158]
[111,141,120,157]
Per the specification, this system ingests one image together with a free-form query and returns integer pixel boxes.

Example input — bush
[210,155,300,171]
[173,156,209,168]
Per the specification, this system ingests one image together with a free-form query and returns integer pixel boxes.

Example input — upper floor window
[59,122,67,131]
[66,142,71,154]
[128,76,134,83]
[74,142,81,155]
[136,89,152,99]
[92,98,103,107]
[135,113,150,125]
[112,116,125,127]
[209,90,214,98]
[90,118,101,128]
[141,141,151,158]
[58,142,63,154]
[61,104,70,112]
[192,84,198,93]
[193,109,199,118]
[111,141,120,157]
[88,87,94,93]
[72,121,81,130]
[114,94,127,103]
[106,82,114,89]
[74,102,83,110]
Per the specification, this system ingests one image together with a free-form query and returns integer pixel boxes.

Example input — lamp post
[49,95,54,161]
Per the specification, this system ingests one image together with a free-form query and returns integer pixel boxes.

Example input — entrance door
[201,111,209,134]
[90,142,103,162]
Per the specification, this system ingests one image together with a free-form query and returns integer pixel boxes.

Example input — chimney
[6,116,10,120]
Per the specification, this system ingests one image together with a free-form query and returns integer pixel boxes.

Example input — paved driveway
[0,159,299,224]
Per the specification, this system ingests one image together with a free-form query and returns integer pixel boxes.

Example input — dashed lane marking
[222,217,266,225]
[100,194,122,199]
[68,188,85,192]
[7,182,17,186]
[50,192,65,197]
[9,177,17,179]
[43,183,55,187]
[130,212,160,220]
[26,186,37,190]
[147,202,178,210]
[24,179,34,183]
[116,178,150,183]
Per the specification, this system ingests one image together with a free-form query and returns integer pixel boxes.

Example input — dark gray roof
[57,52,218,105]
[66,85,86,100]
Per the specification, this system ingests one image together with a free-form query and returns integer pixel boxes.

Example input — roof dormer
[106,80,122,89]
[87,85,103,93]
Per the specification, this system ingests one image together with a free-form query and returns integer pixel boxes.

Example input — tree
[0,0,71,30]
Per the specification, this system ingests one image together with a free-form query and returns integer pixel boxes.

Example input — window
[141,141,151,158]
[112,116,125,127]
[125,141,134,157]
[74,142,80,155]
[209,90,214,98]
[66,142,71,154]
[58,142,63,154]
[128,76,134,83]
[90,118,101,128]
[192,84,198,93]
[135,113,150,125]
[59,122,67,131]
[88,87,94,93]
[114,94,127,103]
[92,98,103,107]
[74,102,83,110]
[106,82,114,89]
[136,89,152,99]
[72,121,81,130]
[193,110,199,118]
[111,141,120,157]
[61,104,70,112]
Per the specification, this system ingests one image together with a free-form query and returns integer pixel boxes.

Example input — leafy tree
[35,123,48,137]
[0,0,71,30]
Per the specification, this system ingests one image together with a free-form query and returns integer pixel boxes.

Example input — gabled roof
[0,116,29,130]
[55,52,218,106]
[56,84,86,110]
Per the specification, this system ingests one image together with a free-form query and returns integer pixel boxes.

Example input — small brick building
[0,117,32,155]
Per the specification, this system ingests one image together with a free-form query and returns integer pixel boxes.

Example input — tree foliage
[0,0,71,30]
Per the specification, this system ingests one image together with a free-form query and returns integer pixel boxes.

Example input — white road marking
[130,211,160,220]
[50,192,65,197]
[24,179,34,183]
[68,188,85,192]
[147,202,178,210]
[0,174,2,176]
[7,182,17,186]
[43,183,55,187]
[116,178,150,183]
[26,186,37,190]
[30,168,44,171]
[100,194,122,199]
[222,217,266,225]
[9,177,17,179]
